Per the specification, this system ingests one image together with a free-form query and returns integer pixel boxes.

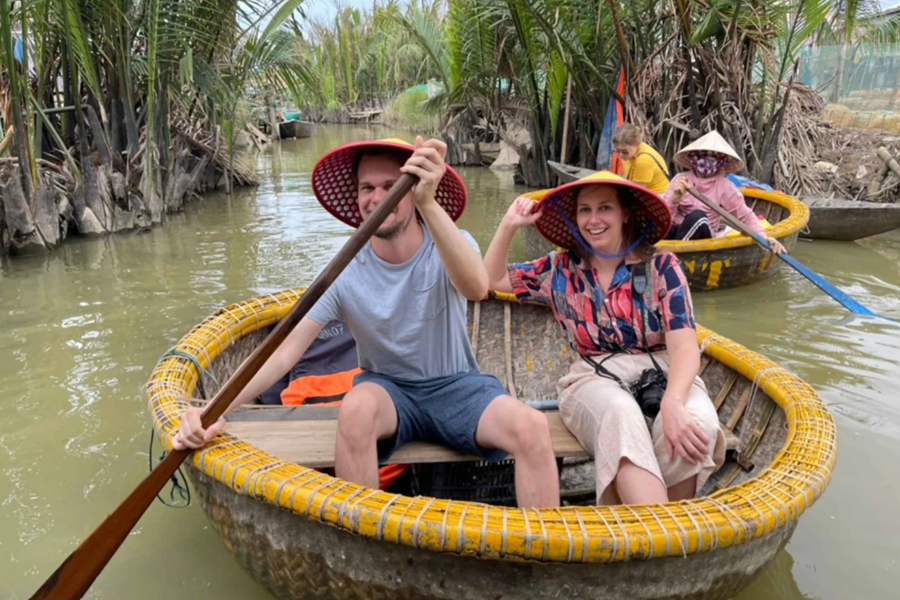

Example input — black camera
[631,368,667,418]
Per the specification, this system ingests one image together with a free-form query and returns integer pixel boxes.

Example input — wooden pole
[560,75,573,165]
[267,86,280,141]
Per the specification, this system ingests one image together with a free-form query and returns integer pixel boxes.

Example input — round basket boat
[521,188,809,291]
[147,291,836,600]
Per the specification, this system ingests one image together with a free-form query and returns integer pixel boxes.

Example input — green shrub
[383,89,440,134]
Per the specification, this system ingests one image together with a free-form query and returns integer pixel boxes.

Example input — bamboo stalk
[876,147,900,180]
[560,75,573,165]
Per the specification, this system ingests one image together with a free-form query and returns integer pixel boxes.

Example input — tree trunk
[108,59,126,156]
[0,165,46,254]
[761,62,800,184]
[467,107,482,166]
[267,88,280,140]
[831,46,845,104]
[86,105,112,169]
[116,45,140,159]
[33,172,61,248]
[156,70,171,219]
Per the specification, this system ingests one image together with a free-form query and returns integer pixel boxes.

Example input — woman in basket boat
[484,171,726,505]
[612,123,670,195]
[663,131,786,253]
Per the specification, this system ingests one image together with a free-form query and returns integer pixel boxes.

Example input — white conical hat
[674,130,745,175]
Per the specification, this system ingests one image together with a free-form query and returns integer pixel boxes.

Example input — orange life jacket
[277,322,408,491]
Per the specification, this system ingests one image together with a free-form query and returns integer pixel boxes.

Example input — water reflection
[737,550,810,600]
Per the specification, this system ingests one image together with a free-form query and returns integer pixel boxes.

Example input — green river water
[2,124,899,599]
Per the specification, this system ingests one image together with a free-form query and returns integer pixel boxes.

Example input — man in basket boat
[256,319,408,491]
[485,171,726,505]
[173,136,561,508]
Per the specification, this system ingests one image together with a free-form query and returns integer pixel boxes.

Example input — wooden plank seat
[225,405,743,469]
[225,405,588,468]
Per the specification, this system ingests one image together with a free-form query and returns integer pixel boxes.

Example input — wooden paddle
[30,173,419,600]
[686,185,888,319]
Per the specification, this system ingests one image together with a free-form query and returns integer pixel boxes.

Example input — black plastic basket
[408,457,565,507]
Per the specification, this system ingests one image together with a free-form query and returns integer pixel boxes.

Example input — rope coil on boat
[147,347,222,508]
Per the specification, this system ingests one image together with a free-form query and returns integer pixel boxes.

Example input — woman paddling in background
[613,123,670,195]
[664,131,786,252]
[484,171,725,505]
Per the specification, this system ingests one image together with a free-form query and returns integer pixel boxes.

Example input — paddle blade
[30,450,189,600]
[778,253,877,317]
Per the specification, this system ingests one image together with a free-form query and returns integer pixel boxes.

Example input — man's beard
[373,210,412,240]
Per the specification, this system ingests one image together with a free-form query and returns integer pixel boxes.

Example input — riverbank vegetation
[295,1,446,122]
[0,0,311,256]
[4,0,900,257]
[294,0,900,198]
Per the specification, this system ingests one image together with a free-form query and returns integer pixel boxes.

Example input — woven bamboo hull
[801,197,900,241]
[189,467,796,600]
[521,187,808,291]
[148,292,835,600]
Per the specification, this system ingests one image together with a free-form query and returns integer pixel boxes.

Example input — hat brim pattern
[311,141,467,227]
[535,173,673,251]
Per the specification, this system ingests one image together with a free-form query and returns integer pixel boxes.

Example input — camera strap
[580,260,665,385]
[581,353,627,388]
[631,261,665,375]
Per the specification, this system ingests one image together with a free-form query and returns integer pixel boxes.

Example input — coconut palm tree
[0,0,311,255]
[295,0,442,112]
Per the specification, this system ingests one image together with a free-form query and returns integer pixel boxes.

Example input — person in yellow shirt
[613,124,670,195]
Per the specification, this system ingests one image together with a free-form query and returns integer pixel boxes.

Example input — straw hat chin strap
[549,195,647,260]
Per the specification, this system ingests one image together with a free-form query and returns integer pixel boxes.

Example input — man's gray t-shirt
[307,226,479,380]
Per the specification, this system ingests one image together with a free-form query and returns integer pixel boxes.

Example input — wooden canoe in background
[460,142,501,164]
[801,197,900,241]
[548,160,593,183]
[278,120,315,139]
[294,121,315,138]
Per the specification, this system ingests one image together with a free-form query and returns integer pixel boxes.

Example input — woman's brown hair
[612,123,643,147]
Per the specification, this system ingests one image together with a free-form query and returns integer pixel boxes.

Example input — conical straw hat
[312,138,467,227]
[674,130,745,175]
[534,170,672,250]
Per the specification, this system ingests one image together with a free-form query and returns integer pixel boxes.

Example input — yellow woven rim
[521,187,809,254]
[147,291,836,563]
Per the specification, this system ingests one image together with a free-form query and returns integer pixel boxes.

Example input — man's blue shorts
[353,368,510,463]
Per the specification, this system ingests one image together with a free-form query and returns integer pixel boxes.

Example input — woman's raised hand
[502,196,543,230]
